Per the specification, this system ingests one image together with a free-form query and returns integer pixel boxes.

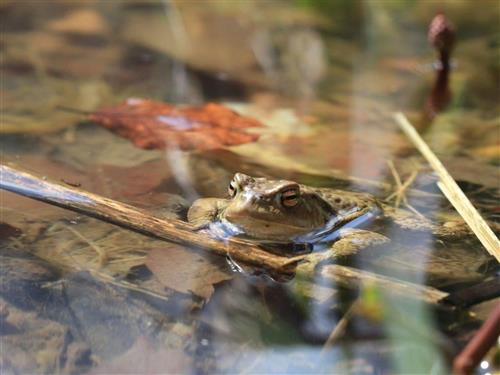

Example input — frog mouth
[294,208,378,244]
[236,215,311,232]
[225,210,313,231]
[207,218,312,254]
[217,212,314,242]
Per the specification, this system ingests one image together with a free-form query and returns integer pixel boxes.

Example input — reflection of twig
[41,256,171,303]
[394,113,500,262]
[385,161,425,218]
[321,299,358,353]
[38,228,171,303]
[386,160,418,207]
[85,268,171,302]
[62,224,108,268]
[404,202,426,220]
[108,256,147,264]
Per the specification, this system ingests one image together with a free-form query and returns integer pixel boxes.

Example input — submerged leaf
[90,99,263,151]
[146,246,233,300]
[91,336,191,375]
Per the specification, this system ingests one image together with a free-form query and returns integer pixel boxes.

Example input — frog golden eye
[228,181,237,197]
[281,189,299,207]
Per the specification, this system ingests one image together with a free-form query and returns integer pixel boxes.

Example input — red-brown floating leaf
[89,99,263,151]
[146,245,233,300]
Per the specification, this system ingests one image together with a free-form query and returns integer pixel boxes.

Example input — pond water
[1,1,499,374]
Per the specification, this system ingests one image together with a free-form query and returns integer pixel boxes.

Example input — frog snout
[249,194,263,203]
[240,191,261,203]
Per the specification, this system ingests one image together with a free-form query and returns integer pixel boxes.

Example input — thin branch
[0,164,304,273]
[1,164,456,307]
[386,160,403,205]
[62,224,108,268]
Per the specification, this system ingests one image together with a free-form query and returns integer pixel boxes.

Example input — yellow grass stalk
[393,112,500,262]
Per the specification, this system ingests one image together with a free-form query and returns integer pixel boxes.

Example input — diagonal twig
[1,163,457,307]
[393,112,500,262]
[0,164,304,272]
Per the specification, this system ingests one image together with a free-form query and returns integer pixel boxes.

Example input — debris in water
[146,245,233,300]
[90,99,263,151]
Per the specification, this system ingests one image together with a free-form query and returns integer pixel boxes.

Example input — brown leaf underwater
[146,245,233,300]
[90,98,263,151]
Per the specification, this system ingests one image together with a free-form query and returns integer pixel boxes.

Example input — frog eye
[281,188,299,207]
[228,181,238,198]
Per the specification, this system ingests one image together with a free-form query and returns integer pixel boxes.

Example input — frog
[187,173,470,261]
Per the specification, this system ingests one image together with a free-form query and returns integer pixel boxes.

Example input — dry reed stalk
[393,112,500,262]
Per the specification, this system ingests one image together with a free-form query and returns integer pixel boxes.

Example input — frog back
[303,186,379,214]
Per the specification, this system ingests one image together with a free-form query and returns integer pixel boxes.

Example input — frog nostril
[235,173,251,185]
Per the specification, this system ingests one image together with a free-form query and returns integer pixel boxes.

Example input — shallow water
[1,1,499,374]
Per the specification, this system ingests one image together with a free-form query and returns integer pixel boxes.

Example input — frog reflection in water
[188,173,468,257]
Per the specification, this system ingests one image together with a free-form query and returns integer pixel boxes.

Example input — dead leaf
[146,246,233,300]
[89,99,263,151]
[91,336,191,375]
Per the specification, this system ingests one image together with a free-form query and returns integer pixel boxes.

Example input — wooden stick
[393,112,500,262]
[320,265,449,305]
[2,164,457,307]
[0,164,303,272]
